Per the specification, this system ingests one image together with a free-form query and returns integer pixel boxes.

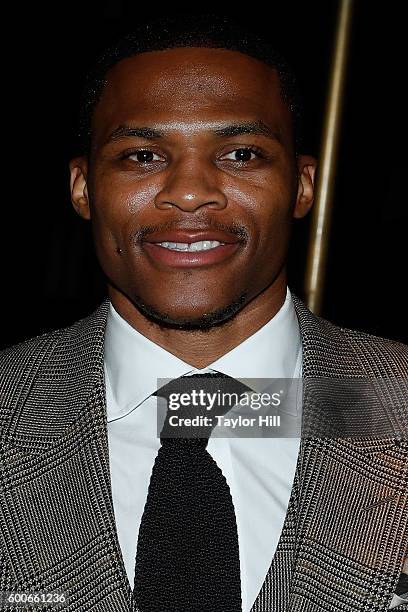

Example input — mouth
[141,229,243,268]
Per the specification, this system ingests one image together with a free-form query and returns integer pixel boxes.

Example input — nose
[154,156,227,212]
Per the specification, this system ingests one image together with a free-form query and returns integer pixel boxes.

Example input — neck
[108,274,287,369]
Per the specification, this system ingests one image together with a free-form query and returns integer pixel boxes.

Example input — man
[0,14,406,612]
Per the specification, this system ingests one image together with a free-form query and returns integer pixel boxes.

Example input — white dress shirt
[104,286,302,612]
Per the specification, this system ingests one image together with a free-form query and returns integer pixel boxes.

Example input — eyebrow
[213,121,281,142]
[104,120,282,145]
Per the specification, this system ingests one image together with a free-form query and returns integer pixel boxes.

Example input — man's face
[70,47,315,329]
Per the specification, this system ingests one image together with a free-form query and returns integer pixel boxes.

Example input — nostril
[155,197,226,211]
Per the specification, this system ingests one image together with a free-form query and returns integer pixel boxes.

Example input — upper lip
[142,229,241,244]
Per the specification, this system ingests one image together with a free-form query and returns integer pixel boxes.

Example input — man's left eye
[222,148,258,162]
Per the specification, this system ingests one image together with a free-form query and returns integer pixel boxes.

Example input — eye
[221,147,262,163]
[126,150,164,164]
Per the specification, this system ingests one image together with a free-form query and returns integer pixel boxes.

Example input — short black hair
[78,14,303,155]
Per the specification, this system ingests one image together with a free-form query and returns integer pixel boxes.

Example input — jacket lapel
[0,299,134,610]
[273,295,407,612]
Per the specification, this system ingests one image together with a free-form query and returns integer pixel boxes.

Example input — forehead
[92,47,292,141]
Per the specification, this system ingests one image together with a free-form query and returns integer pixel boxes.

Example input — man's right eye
[127,150,163,163]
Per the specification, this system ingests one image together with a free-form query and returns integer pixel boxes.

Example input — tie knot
[153,371,253,445]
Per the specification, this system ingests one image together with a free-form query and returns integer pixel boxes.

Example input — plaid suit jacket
[0,295,407,611]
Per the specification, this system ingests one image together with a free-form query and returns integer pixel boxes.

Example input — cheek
[89,172,159,242]
[124,183,161,221]
[226,175,295,247]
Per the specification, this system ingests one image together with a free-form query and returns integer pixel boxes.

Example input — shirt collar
[104,287,301,421]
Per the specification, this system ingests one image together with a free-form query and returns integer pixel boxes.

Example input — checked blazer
[0,294,407,611]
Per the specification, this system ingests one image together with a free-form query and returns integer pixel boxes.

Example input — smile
[142,240,240,268]
[156,240,225,252]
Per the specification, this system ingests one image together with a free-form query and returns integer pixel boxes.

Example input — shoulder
[291,292,408,377]
[326,318,408,376]
[0,312,89,367]
[0,325,65,416]
[0,326,63,376]
[0,300,110,407]
[338,322,407,363]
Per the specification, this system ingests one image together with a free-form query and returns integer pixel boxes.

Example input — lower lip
[142,242,240,268]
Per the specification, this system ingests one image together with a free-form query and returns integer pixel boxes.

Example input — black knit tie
[133,372,252,612]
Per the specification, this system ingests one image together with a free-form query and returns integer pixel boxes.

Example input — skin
[70,47,316,368]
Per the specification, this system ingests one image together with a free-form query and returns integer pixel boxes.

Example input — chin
[130,291,248,332]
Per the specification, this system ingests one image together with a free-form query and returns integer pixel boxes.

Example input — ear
[293,155,317,219]
[69,156,91,220]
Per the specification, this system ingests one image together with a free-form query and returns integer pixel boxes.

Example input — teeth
[157,240,225,252]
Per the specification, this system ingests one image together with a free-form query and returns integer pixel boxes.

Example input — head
[70,15,316,331]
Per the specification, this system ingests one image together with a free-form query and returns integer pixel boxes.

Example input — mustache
[132,219,250,243]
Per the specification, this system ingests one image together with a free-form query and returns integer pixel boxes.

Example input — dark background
[2,0,406,348]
